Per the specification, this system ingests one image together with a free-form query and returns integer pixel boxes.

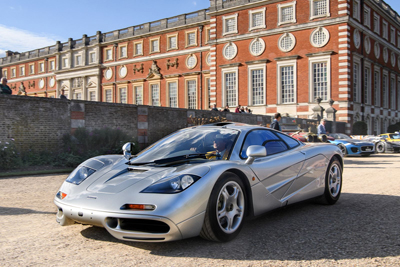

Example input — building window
[364,6,371,28]
[72,78,82,88]
[205,77,211,108]
[187,80,197,109]
[309,56,331,102]
[383,47,388,63]
[398,80,400,110]
[49,60,55,71]
[391,26,396,45]
[374,42,380,59]
[186,54,197,69]
[11,68,16,78]
[310,0,330,20]
[310,27,330,48]
[278,33,296,52]
[63,58,69,68]
[391,52,396,67]
[206,53,212,66]
[20,66,25,76]
[398,34,400,49]
[2,69,7,78]
[150,38,160,53]
[353,62,360,103]
[353,29,361,49]
[205,27,211,44]
[39,62,44,73]
[186,30,197,47]
[134,86,143,105]
[89,52,96,63]
[119,87,127,103]
[168,82,178,108]
[105,89,112,103]
[353,0,360,21]
[249,38,266,56]
[390,76,396,109]
[278,2,296,25]
[223,42,238,60]
[248,64,266,106]
[364,66,371,105]
[134,42,143,56]
[249,8,266,31]
[89,91,96,101]
[119,45,127,59]
[221,68,238,108]
[374,69,380,106]
[382,21,388,40]
[374,14,380,34]
[151,84,160,106]
[278,61,296,104]
[105,48,112,61]
[223,14,238,35]
[75,55,82,66]
[382,72,388,108]
[364,36,371,54]
[73,92,82,100]
[167,34,178,50]
[29,64,35,75]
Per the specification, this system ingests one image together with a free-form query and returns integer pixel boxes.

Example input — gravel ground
[1,154,399,266]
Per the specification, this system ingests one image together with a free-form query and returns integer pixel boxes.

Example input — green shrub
[387,122,400,133]
[0,139,22,170]
[352,121,368,135]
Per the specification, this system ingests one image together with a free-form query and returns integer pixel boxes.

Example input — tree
[352,121,368,135]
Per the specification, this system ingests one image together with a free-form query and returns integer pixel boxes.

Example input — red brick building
[1,0,400,134]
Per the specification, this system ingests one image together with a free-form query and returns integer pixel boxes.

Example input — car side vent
[128,168,148,173]
[204,122,235,127]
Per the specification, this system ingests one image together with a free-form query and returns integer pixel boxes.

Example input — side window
[241,129,279,158]
[275,132,300,148]
[263,140,288,155]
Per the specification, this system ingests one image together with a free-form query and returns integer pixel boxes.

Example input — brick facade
[1,0,400,134]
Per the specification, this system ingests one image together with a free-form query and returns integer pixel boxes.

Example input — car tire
[376,142,385,153]
[200,172,246,242]
[56,208,75,226]
[319,158,342,205]
[338,144,347,156]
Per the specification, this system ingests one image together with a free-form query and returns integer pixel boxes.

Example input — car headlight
[141,174,201,194]
[66,166,96,185]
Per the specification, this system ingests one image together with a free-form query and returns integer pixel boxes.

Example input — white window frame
[374,42,380,59]
[186,54,198,69]
[374,13,380,34]
[278,33,296,52]
[105,48,113,61]
[382,20,388,40]
[353,0,361,21]
[20,65,25,76]
[11,67,16,78]
[49,59,55,71]
[89,52,96,64]
[309,55,331,102]
[29,63,35,75]
[167,33,178,50]
[278,1,296,26]
[38,61,45,73]
[166,79,179,108]
[374,66,381,107]
[364,62,371,105]
[249,8,266,31]
[247,63,266,106]
[353,56,361,103]
[119,44,128,59]
[104,87,113,103]
[221,66,239,108]
[150,37,160,54]
[310,0,330,20]
[185,30,198,47]
[249,38,266,56]
[89,90,97,101]
[277,60,297,104]
[2,69,7,79]
[75,54,82,67]
[364,6,371,28]
[118,86,127,104]
[185,78,198,110]
[310,27,330,48]
[382,70,389,108]
[390,26,396,45]
[132,83,143,105]
[223,14,238,36]
[149,82,160,106]
[390,73,396,110]
[134,41,143,56]
[223,42,238,60]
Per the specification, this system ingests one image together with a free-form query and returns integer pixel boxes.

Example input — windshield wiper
[128,153,207,166]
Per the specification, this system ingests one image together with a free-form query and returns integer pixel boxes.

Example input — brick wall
[0,94,345,153]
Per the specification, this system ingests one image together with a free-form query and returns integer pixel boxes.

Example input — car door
[241,130,305,203]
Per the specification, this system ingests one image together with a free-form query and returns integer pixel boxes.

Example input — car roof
[195,122,272,132]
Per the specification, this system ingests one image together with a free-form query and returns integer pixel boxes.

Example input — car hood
[336,139,373,145]
[86,162,210,194]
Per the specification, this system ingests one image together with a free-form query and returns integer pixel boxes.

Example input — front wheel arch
[225,168,254,218]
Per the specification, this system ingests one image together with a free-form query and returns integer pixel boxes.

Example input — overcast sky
[1,0,399,58]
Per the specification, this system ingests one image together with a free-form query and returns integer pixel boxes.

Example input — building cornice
[7,73,54,83]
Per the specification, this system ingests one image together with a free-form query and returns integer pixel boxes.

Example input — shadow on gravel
[81,193,400,261]
[0,206,55,216]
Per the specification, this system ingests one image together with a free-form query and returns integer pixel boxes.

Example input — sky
[0,0,400,58]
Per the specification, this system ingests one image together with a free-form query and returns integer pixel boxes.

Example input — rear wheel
[319,159,342,205]
[376,142,385,153]
[200,172,246,242]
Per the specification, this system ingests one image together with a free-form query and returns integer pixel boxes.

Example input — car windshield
[389,134,400,139]
[130,128,239,164]
[331,133,351,139]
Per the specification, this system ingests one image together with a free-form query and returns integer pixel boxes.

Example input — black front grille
[351,147,359,153]
[361,146,374,152]
[107,218,170,233]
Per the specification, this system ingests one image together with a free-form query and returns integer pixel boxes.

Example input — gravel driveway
[1,154,399,266]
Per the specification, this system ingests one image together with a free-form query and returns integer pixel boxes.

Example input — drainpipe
[199,25,203,109]
[114,43,118,102]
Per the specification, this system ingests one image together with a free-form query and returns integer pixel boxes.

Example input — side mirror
[245,145,267,165]
[122,142,135,160]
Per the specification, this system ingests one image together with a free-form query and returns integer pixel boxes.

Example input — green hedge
[352,121,368,135]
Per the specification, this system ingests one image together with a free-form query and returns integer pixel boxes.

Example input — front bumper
[347,145,375,155]
[54,199,204,242]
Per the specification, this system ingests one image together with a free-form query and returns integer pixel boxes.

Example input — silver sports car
[54,123,343,242]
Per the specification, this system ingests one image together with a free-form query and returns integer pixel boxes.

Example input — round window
[105,68,113,80]
[119,65,127,78]
[278,33,296,52]
[49,77,55,88]
[353,29,361,49]
[186,54,197,69]
[310,27,330,48]
[374,43,380,59]
[391,52,396,67]
[206,53,212,66]
[364,36,371,54]
[39,79,45,89]
[383,47,388,63]
[223,42,238,60]
[249,38,265,56]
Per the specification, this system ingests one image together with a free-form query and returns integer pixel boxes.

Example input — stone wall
[0,94,346,153]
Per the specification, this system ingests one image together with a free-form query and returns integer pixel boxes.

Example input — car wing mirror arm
[245,145,267,165]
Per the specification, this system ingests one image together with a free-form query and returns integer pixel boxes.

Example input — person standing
[223,105,230,112]
[211,104,218,111]
[318,119,328,135]
[60,89,67,99]
[0,78,12,95]
[270,113,282,131]
[235,105,241,113]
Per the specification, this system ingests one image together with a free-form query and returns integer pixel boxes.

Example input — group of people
[211,104,252,114]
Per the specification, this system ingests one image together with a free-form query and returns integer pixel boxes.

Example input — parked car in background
[365,133,400,153]
[55,123,343,243]
[328,133,375,156]
[290,132,333,143]
[379,133,400,142]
